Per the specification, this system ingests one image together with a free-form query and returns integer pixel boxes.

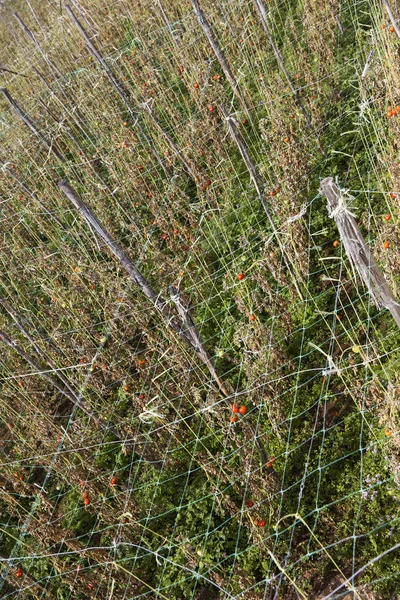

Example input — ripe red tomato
[258,519,266,527]
[16,568,23,578]
[246,500,254,507]
[83,497,90,506]
[237,273,244,281]
[82,491,89,499]
[232,403,240,413]
[239,405,247,415]
[383,241,390,249]
[110,476,118,486]
[384,214,391,221]
[250,314,255,321]
[230,415,238,424]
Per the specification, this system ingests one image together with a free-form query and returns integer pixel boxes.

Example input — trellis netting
[0,0,399,598]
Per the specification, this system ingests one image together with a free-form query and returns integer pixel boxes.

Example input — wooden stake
[0,88,64,161]
[13,12,61,78]
[58,179,226,394]
[190,0,249,112]
[220,104,304,301]
[65,4,169,178]
[169,286,228,396]
[382,0,400,38]
[66,4,217,193]
[252,0,315,134]
[58,180,269,468]
[320,177,400,328]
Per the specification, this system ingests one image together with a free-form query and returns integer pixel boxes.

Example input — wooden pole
[0,88,64,161]
[65,3,210,188]
[190,0,249,112]
[58,180,269,466]
[13,12,62,78]
[169,286,228,396]
[0,159,65,228]
[382,0,400,38]
[220,104,304,301]
[65,4,170,178]
[68,0,98,38]
[58,179,226,394]
[320,177,400,328]
[252,0,315,134]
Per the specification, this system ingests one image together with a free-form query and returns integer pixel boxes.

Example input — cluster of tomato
[80,476,118,507]
[230,403,247,424]
[387,105,400,118]
[269,186,281,197]
[254,518,267,527]
[246,500,266,527]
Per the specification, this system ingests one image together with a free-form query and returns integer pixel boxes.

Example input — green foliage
[61,491,97,537]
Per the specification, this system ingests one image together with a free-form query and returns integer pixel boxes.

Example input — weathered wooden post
[382,0,400,38]
[57,179,227,395]
[252,0,315,134]
[190,0,249,111]
[220,103,304,301]
[0,88,64,161]
[58,179,269,465]
[13,11,62,77]
[320,177,400,328]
